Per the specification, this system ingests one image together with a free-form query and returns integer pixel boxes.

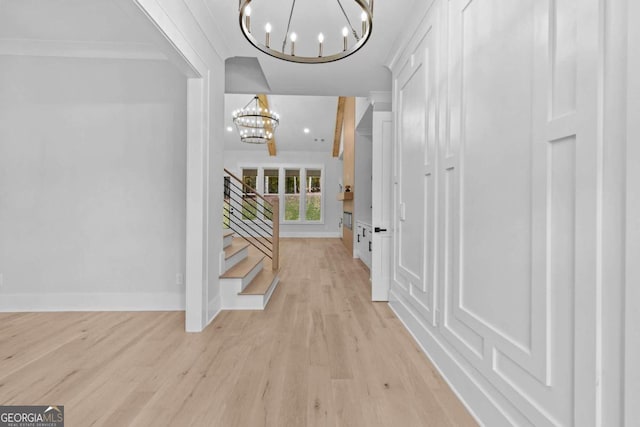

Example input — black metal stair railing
[223,169,280,270]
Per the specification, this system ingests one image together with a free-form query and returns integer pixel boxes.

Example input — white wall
[386,0,631,425]
[354,102,373,227]
[354,133,372,220]
[224,150,342,237]
[354,131,373,263]
[135,0,229,331]
[625,1,640,423]
[0,56,187,310]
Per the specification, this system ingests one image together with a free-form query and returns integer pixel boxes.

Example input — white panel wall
[387,0,632,425]
[0,56,187,310]
[625,1,640,424]
[224,150,342,237]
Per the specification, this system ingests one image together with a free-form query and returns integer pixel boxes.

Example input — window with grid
[263,169,279,220]
[238,166,323,223]
[284,169,301,221]
[305,169,322,221]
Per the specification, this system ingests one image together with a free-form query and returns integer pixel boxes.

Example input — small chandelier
[239,0,373,64]
[232,95,280,144]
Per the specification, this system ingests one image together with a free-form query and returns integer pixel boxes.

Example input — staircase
[220,170,280,310]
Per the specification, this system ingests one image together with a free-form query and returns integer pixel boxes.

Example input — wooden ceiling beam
[332,96,346,157]
[257,93,277,156]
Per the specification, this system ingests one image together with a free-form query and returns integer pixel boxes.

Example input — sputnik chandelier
[232,95,280,144]
[239,0,374,64]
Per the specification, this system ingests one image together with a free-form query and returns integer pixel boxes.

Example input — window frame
[238,164,325,225]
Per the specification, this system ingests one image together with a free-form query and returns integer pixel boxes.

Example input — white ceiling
[217,1,414,155]
[0,0,154,44]
[225,94,338,153]
[0,0,197,74]
[206,0,415,96]
[0,0,403,154]
[0,0,413,95]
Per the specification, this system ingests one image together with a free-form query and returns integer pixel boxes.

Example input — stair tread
[220,253,264,278]
[223,230,234,238]
[240,268,279,295]
[224,239,250,260]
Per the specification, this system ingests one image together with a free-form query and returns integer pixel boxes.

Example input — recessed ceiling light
[303,128,310,134]
[226,126,233,132]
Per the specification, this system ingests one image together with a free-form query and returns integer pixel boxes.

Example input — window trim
[238,164,325,225]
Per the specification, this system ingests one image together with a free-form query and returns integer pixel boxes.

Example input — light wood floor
[0,238,477,426]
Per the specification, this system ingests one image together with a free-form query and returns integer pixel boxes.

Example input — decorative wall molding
[387,0,607,425]
[385,0,437,71]
[625,1,640,423]
[389,289,522,425]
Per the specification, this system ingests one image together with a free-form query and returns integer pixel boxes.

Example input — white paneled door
[371,111,393,301]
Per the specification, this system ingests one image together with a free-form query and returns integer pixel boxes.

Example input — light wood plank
[0,238,477,426]
[239,268,278,295]
[220,253,264,278]
[224,238,249,259]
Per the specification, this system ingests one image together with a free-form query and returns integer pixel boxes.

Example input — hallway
[0,238,476,426]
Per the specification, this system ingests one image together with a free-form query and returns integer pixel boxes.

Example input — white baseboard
[206,294,222,326]
[388,288,517,427]
[279,231,342,238]
[0,292,185,312]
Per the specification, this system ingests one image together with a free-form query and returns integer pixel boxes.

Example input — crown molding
[0,38,167,61]
[385,0,437,72]
[369,90,392,111]
[186,0,232,60]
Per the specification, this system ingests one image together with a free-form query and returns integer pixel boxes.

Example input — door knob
[374,227,387,233]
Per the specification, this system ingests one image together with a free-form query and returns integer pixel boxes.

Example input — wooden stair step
[223,230,234,238]
[224,239,250,260]
[220,254,264,279]
[240,268,279,295]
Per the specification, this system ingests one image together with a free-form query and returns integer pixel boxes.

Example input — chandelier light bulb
[244,5,251,32]
[361,11,367,37]
[318,33,324,57]
[361,11,367,21]
[265,22,271,47]
[290,32,297,56]
[342,27,349,51]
